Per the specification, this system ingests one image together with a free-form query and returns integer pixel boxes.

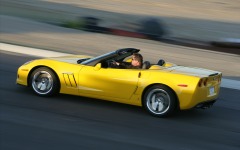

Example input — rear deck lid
[166,66,220,77]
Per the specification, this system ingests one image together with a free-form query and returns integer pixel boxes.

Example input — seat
[149,65,162,70]
[142,61,151,69]
[157,59,165,66]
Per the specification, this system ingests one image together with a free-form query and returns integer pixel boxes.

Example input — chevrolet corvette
[16,48,222,117]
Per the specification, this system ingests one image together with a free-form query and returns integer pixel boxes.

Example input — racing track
[0,51,240,150]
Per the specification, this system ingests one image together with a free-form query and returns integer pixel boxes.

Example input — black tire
[30,67,59,96]
[143,85,177,117]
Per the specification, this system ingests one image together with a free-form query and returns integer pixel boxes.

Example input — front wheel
[143,85,177,117]
[30,67,59,96]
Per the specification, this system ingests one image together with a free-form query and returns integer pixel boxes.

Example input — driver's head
[131,53,143,67]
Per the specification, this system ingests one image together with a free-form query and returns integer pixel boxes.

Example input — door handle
[138,72,141,78]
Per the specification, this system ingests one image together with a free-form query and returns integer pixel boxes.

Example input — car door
[78,65,140,100]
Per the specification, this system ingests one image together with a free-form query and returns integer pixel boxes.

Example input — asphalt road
[0,52,239,150]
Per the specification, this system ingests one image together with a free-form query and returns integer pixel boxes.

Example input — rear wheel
[143,85,177,117]
[30,67,59,96]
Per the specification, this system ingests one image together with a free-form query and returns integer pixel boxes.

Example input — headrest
[142,61,151,69]
[157,59,165,66]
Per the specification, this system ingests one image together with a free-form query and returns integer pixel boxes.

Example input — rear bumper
[178,84,221,110]
[194,99,216,109]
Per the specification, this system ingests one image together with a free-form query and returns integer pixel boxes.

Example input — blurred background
[1,0,240,76]
[1,0,240,48]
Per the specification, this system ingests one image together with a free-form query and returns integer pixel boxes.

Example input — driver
[113,53,143,69]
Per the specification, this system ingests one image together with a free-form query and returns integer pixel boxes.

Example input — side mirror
[94,63,102,70]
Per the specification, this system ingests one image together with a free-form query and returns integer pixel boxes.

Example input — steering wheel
[108,60,117,68]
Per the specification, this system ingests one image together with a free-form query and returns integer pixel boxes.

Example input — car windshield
[80,51,116,65]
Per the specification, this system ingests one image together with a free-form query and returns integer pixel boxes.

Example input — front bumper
[16,66,29,86]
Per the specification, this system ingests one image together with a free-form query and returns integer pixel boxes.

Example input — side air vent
[63,73,77,87]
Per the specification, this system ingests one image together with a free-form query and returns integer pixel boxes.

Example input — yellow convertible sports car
[16,48,222,117]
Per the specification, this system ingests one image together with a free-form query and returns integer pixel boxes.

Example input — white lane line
[221,79,240,90]
[0,42,71,57]
[1,42,239,90]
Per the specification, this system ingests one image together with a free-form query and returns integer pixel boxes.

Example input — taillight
[203,78,208,86]
[218,74,222,82]
[198,79,203,87]
[198,78,208,87]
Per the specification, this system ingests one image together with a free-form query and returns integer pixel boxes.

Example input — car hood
[165,66,220,77]
[49,55,93,64]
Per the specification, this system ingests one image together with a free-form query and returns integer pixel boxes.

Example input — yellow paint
[16,56,222,110]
